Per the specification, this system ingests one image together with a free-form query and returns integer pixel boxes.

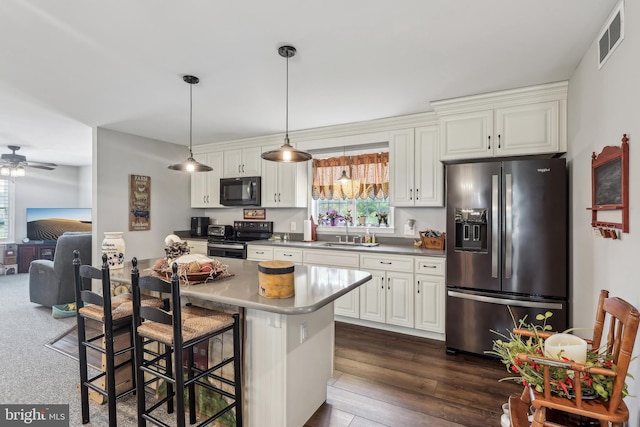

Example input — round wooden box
[258,260,295,299]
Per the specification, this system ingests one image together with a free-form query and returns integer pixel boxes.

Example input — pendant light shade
[261,45,312,163]
[338,146,351,184]
[168,75,213,172]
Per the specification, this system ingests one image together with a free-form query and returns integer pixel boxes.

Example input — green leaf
[535,314,545,321]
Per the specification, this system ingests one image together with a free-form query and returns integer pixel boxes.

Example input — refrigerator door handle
[447,290,564,310]
[505,173,513,278]
[491,174,499,278]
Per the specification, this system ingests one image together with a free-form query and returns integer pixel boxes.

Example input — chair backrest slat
[138,275,172,294]
[139,306,172,324]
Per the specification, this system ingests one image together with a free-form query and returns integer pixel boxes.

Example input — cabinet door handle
[206,195,210,203]
[238,165,241,173]
[387,277,391,290]
[381,277,384,289]
[278,193,281,202]
[415,188,419,200]
[203,195,206,203]
[379,261,392,265]
[256,251,264,254]
[417,280,420,294]
[488,135,491,150]
[498,134,501,149]
[242,164,245,173]
[421,264,437,269]
[284,253,292,257]
[409,188,413,200]
[274,193,277,203]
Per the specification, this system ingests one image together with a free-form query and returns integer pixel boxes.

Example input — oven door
[207,242,246,259]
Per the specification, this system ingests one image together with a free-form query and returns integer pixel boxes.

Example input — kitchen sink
[320,242,379,248]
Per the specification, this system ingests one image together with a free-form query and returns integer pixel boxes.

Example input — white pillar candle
[544,333,588,364]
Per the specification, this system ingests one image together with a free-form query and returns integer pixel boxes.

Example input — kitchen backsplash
[198,206,445,240]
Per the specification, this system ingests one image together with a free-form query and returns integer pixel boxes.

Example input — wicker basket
[420,232,446,250]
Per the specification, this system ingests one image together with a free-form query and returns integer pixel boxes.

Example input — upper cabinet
[261,144,308,208]
[389,126,443,207]
[191,151,223,208]
[223,147,262,178]
[433,82,567,161]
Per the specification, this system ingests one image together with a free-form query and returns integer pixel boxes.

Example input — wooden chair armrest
[513,328,554,340]
[516,353,616,377]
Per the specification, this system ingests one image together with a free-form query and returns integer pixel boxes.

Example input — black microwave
[220,176,261,206]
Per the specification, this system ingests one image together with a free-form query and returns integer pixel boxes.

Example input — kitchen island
[111,257,372,427]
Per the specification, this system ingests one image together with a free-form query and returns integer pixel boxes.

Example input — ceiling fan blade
[26,160,58,167]
[25,164,55,171]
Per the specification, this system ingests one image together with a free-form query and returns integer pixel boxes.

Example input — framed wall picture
[129,174,150,231]
[243,208,266,220]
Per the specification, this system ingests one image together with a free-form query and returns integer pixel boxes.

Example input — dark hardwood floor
[305,322,521,427]
[50,319,520,426]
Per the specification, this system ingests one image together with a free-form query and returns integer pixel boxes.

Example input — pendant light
[168,75,213,172]
[338,146,352,184]
[261,45,312,163]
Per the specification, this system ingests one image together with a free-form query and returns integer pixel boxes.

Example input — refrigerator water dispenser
[454,208,487,251]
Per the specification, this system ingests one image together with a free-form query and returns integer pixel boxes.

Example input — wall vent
[598,1,624,69]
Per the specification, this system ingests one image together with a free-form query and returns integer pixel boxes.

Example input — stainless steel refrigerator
[445,158,568,356]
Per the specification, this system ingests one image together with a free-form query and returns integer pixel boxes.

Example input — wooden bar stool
[73,251,165,426]
[131,258,242,427]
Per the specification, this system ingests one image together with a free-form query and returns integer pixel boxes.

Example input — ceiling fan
[1,145,58,176]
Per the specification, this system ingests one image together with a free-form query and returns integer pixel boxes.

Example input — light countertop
[247,239,446,258]
[110,258,372,315]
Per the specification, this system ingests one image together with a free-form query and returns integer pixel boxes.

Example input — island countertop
[110,257,372,315]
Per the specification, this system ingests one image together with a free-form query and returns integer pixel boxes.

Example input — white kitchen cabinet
[184,239,207,255]
[246,245,274,261]
[273,247,303,265]
[359,254,414,328]
[223,147,262,178]
[191,151,223,208]
[414,257,446,333]
[303,249,360,319]
[389,126,443,207]
[434,81,567,161]
[261,144,308,208]
[359,271,385,323]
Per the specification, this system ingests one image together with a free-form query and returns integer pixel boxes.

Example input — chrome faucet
[344,219,350,242]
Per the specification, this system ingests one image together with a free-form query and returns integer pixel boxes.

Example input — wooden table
[111,257,372,427]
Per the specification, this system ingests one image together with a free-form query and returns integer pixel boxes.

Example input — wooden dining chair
[73,251,165,426]
[131,258,242,427]
[509,289,640,427]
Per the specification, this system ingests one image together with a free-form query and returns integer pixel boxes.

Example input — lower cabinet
[246,244,446,338]
[302,249,360,318]
[414,257,446,333]
[359,254,414,328]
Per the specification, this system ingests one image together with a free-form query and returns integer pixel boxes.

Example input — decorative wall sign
[589,134,629,233]
[129,174,150,231]
[244,208,266,220]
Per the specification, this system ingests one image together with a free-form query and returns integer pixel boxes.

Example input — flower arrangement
[488,311,629,401]
[325,209,343,221]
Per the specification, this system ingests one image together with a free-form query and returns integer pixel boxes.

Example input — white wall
[567,1,640,424]
[13,165,86,242]
[78,165,92,207]
[93,127,198,264]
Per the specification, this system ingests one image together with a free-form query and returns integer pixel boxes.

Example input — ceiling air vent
[598,1,624,69]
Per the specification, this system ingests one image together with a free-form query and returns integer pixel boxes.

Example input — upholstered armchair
[29,232,92,307]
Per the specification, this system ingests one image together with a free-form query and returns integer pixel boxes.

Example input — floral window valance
[311,152,389,200]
